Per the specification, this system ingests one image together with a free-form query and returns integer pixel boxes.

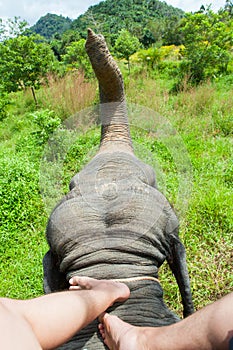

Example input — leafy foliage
[0,115,48,298]
[0,33,56,93]
[71,0,184,46]
[50,30,81,60]
[177,8,233,85]
[221,0,233,16]
[0,16,28,41]
[30,13,72,40]
[26,0,184,59]
[136,46,163,69]
[114,29,141,70]
[0,89,10,121]
[31,109,61,145]
[62,39,93,78]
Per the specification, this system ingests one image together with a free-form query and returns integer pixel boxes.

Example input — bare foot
[98,313,145,350]
[69,276,130,303]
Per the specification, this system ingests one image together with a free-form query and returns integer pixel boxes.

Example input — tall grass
[38,71,97,119]
[0,71,232,317]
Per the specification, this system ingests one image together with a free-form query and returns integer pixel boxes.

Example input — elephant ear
[43,250,69,293]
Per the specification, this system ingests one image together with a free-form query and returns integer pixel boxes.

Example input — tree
[0,33,56,104]
[177,8,233,85]
[50,30,81,60]
[62,39,93,78]
[70,0,184,46]
[114,29,141,71]
[0,16,28,41]
[146,19,165,47]
[223,0,233,16]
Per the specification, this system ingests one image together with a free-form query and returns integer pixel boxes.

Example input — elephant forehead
[52,179,166,224]
[79,151,155,185]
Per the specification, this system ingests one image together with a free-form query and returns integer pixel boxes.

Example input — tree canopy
[62,39,93,78]
[71,0,184,46]
[0,35,55,93]
[178,7,233,84]
[0,0,232,94]
[30,13,72,40]
[29,0,184,48]
[0,19,56,103]
[114,29,141,71]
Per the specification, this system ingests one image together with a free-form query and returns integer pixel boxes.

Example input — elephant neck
[98,100,133,153]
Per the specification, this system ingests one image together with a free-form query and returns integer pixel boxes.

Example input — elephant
[43,29,194,350]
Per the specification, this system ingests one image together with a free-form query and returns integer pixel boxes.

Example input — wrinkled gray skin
[43,29,194,350]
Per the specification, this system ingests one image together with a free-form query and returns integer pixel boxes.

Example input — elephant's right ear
[43,250,69,293]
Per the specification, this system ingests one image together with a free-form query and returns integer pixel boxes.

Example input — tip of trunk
[87,28,94,36]
[87,28,97,42]
[85,29,105,57]
[85,29,124,103]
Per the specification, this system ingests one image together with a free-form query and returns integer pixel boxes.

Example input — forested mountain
[30,0,184,46]
[31,13,72,39]
[72,0,184,46]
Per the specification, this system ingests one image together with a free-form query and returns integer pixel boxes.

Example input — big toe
[69,276,92,289]
[100,314,131,349]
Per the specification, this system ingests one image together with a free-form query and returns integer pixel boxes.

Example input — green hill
[30,13,72,39]
[71,0,184,46]
[30,0,184,46]
[72,0,184,46]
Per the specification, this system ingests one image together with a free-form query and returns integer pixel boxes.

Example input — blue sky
[0,0,227,26]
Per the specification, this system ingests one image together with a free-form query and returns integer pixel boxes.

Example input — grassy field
[0,70,232,317]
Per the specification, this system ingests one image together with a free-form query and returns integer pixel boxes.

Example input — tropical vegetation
[0,0,232,317]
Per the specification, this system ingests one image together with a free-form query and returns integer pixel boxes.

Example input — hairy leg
[0,277,130,350]
[99,292,233,350]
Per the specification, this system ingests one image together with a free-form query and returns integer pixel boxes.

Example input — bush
[157,60,181,77]
[0,90,10,121]
[177,10,233,86]
[62,39,93,79]
[31,109,61,145]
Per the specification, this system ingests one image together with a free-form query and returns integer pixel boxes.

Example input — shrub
[31,109,61,145]
[0,90,10,121]
[62,39,93,79]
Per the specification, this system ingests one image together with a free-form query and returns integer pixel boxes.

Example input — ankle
[142,325,174,350]
[135,327,152,350]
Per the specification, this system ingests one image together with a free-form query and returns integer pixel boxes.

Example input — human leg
[0,277,130,350]
[99,292,233,350]
[0,301,42,350]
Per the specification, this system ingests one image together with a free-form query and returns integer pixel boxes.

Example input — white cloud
[1,0,102,25]
[0,0,227,26]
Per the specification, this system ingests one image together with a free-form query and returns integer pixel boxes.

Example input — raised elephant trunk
[85,28,133,153]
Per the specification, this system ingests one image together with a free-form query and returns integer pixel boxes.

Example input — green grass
[0,72,232,318]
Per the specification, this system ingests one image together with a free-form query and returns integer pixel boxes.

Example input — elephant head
[43,29,194,350]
